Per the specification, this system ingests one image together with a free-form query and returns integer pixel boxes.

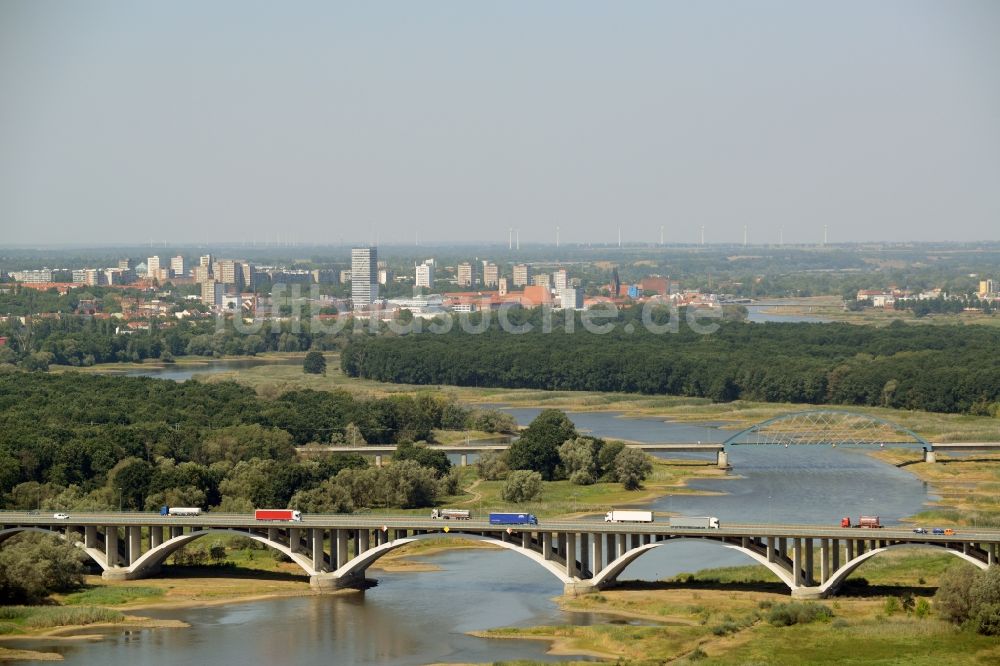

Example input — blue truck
[489,512,538,525]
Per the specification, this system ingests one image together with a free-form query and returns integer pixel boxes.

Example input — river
[103,357,301,382]
[20,381,934,663]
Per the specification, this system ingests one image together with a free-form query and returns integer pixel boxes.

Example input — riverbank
[474,549,1000,664]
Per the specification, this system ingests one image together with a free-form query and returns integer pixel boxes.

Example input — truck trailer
[489,512,538,525]
[668,516,720,529]
[841,516,882,529]
[254,509,302,522]
[430,509,471,520]
[160,506,202,516]
[605,510,654,523]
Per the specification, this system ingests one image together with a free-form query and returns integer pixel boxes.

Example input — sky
[1,1,999,247]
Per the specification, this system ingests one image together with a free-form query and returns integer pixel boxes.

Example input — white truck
[604,510,654,523]
[430,508,471,520]
[160,506,202,517]
[668,516,720,529]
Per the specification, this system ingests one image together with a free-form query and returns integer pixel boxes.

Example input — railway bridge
[2,512,997,599]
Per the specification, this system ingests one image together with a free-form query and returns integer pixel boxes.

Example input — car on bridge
[931,528,956,536]
[912,527,928,534]
[52,513,70,520]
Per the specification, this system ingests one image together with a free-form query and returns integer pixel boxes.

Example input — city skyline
[2,2,999,246]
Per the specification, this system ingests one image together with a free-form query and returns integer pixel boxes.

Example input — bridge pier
[310,572,365,592]
[791,586,827,600]
[563,579,599,596]
[716,450,729,468]
[924,449,937,463]
[460,454,468,467]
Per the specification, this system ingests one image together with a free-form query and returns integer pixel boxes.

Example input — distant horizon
[2,2,999,245]
[4,237,1000,256]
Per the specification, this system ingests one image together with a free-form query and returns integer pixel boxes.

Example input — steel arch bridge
[722,409,931,452]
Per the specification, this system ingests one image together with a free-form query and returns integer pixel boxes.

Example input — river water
[106,357,301,381]
[28,366,933,664]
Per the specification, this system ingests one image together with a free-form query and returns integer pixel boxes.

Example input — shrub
[688,647,708,661]
[766,602,832,627]
[303,351,327,375]
[934,563,979,624]
[883,597,901,616]
[500,470,543,503]
[476,451,509,481]
[613,448,653,490]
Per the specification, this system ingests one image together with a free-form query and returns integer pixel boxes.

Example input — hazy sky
[2,1,999,246]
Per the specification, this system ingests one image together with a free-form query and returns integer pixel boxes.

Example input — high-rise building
[559,287,583,310]
[553,269,568,292]
[513,264,530,287]
[193,265,211,283]
[199,254,212,269]
[979,279,997,297]
[118,259,134,270]
[351,247,378,308]
[415,261,435,289]
[240,262,254,291]
[377,261,393,286]
[457,262,478,287]
[147,256,161,277]
[532,273,551,288]
[483,262,499,288]
[217,260,245,290]
[201,280,222,307]
[498,276,509,296]
[170,256,185,278]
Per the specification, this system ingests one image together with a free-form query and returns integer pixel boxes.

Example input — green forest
[341,314,1000,415]
[0,372,514,514]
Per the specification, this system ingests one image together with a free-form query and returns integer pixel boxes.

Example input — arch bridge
[721,410,939,464]
[2,513,997,599]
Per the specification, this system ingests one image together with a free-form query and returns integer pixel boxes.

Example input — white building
[513,264,530,287]
[351,247,378,308]
[170,255,185,278]
[483,262,499,288]
[457,262,478,287]
[201,280,222,307]
[147,256,161,276]
[415,261,435,289]
[553,269,568,292]
[559,287,583,310]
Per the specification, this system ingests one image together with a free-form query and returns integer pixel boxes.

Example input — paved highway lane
[3,511,997,543]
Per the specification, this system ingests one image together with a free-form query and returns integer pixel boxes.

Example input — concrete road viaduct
[2,513,998,599]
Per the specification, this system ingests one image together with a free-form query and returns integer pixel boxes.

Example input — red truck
[255,509,302,522]
[840,516,882,529]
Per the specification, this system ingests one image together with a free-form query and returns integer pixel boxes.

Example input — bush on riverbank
[0,606,125,630]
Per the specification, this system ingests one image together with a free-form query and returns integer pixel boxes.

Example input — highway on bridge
[4,511,998,543]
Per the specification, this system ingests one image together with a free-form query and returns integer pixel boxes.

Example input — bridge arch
[723,410,931,452]
[330,531,573,585]
[128,528,317,578]
[590,537,795,590]
[819,542,988,595]
[0,526,110,571]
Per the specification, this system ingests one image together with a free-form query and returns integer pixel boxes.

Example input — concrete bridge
[308,443,732,468]
[307,409,1000,468]
[2,512,997,599]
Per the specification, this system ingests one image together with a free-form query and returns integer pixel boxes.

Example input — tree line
[0,372,515,513]
[340,313,1000,415]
